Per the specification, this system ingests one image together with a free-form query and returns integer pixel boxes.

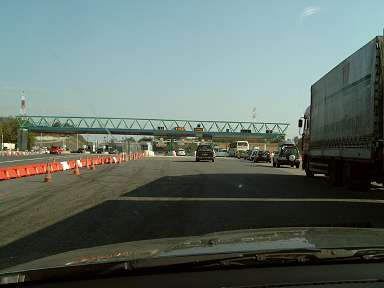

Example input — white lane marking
[0,157,50,164]
[117,196,384,205]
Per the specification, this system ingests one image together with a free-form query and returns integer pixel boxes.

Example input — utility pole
[76,134,79,150]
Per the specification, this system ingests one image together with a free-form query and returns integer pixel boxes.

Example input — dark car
[248,149,259,161]
[196,144,215,162]
[254,150,271,163]
[96,147,105,154]
[272,145,300,168]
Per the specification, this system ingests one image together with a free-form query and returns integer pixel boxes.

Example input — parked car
[254,150,271,163]
[272,145,300,168]
[248,149,259,161]
[49,146,63,155]
[215,148,229,157]
[196,144,215,162]
[108,149,119,154]
[40,147,49,154]
[176,149,186,156]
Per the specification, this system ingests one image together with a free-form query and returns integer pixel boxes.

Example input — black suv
[196,144,215,162]
[272,145,300,168]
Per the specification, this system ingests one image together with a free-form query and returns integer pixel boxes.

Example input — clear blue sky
[1,0,384,137]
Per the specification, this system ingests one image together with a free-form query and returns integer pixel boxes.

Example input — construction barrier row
[0,152,145,181]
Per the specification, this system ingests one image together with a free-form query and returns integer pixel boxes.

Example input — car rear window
[197,145,212,151]
[282,148,299,156]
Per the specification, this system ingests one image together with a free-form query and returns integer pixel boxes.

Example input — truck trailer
[300,36,384,187]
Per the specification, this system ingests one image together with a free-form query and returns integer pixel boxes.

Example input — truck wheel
[342,162,371,190]
[305,168,314,177]
[329,161,343,186]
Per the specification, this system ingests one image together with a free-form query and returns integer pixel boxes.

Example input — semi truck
[299,36,384,187]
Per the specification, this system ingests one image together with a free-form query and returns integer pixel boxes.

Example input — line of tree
[0,117,18,143]
[0,117,35,149]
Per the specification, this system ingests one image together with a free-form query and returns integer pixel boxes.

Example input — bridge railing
[16,115,289,136]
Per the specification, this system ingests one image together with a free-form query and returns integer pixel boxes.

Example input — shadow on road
[2,173,384,270]
[245,163,297,169]
[122,173,380,199]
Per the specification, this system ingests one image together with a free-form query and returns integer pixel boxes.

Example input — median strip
[117,196,384,205]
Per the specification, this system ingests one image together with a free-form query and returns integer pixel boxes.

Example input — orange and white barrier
[0,152,145,181]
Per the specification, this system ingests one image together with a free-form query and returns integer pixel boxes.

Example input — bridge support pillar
[17,128,28,151]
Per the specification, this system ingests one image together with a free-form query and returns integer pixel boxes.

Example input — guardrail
[0,152,145,181]
[0,151,47,157]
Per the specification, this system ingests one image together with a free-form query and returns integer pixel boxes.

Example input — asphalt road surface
[1,156,384,270]
[0,153,93,167]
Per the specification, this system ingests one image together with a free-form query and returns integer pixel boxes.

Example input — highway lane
[0,153,103,167]
[1,156,384,270]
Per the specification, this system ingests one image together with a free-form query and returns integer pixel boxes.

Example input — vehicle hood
[3,227,384,273]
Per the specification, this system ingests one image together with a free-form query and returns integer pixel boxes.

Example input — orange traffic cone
[87,157,92,169]
[15,168,21,178]
[4,169,11,180]
[44,164,52,182]
[74,161,81,176]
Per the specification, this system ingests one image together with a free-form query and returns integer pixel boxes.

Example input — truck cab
[300,106,312,175]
